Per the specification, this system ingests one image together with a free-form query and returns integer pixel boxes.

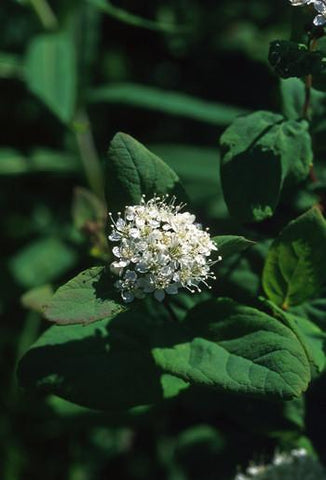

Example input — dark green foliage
[220,111,313,222]
[263,208,326,308]
[269,40,326,79]
[45,267,127,325]
[105,132,186,213]
[25,33,77,123]
[3,0,326,478]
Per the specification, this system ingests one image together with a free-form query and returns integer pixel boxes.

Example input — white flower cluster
[108,195,220,303]
[289,0,326,26]
[235,449,326,480]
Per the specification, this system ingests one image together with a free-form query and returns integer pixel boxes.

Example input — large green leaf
[45,267,126,325]
[152,298,311,400]
[88,83,248,126]
[18,310,189,410]
[220,111,313,222]
[25,33,77,123]
[105,132,186,212]
[263,208,326,308]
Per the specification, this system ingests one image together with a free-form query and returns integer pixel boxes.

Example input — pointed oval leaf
[105,132,186,212]
[152,298,311,400]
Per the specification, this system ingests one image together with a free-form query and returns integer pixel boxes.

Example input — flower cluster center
[108,195,221,303]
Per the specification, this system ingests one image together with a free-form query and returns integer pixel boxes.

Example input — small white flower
[288,0,326,26]
[108,195,221,303]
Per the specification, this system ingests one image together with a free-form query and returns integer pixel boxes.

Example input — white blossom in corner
[288,0,326,26]
[108,195,221,303]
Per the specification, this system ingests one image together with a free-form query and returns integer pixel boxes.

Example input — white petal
[112,246,121,257]
[110,262,124,276]
[116,218,126,229]
[108,231,122,241]
[313,13,326,25]
[135,262,149,273]
[314,0,326,14]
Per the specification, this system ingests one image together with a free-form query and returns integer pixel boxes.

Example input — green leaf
[18,310,189,410]
[21,285,54,314]
[285,313,325,378]
[280,78,326,121]
[0,148,27,175]
[0,148,79,175]
[212,235,255,258]
[45,266,126,326]
[291,296,326,331]
[25,33,77,123]
[30,149,79,173]
[10,237,77,288]
[220,111,313,222]
[88,83,248,126]
[105,132,186,213]
[263,208,326,308]
[87,0,188,33]
[152,298,311,400]
[0,51,23,79]
[281,78,305,120]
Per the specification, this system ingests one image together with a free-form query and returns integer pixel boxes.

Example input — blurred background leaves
[2,0,326,479]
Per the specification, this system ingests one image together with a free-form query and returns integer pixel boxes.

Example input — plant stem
[303,73,312,120]
[74,110,106,203]
[29,0,58,30]
[303,37,318,119]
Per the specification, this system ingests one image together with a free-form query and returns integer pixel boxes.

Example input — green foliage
[212,235,255,258]
[88,83,248,126]
[45,267,126,325]
[220,111,313,222]
[25,33,77,123]
[87,0,188,33]
[105,132,186,213]
[280,78,326,121]
[0,148,79,175]
[285,313,326,378]
[152,298,311,400]
[72,187,106,230]
[17,310,189,410]
[4,0,326,477]
[10,237,77,288]
[269,40,326,79]
[21,285,54,314]
[263,208,326,308]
